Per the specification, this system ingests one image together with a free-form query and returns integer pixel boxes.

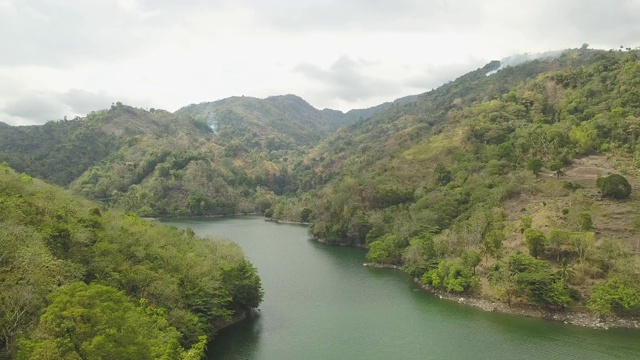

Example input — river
[164,216,640,360]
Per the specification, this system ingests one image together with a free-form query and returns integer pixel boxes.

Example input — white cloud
[0,0,639,125]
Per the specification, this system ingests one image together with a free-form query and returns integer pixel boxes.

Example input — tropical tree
[527,158,544,176]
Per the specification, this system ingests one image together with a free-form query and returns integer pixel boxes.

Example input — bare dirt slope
[505,155,640,251]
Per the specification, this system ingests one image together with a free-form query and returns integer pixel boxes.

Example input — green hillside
[178,94,351,146]
[271,48,640,316]
[2,47,640,324]
[0,96,395,217]
[0,104,206,186]
[0,164,262,359]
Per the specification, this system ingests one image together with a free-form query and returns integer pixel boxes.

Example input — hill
[0,96,393,217]
[271,48,640,317]
[0,164,262,359]
[0,104,205,186]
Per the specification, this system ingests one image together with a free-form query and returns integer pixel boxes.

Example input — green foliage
[18,282,184,360]
[520,216,532,233]
[0,166,262,358]
[527,158,544,175]
[548,160,564,178]
[596,174,632,199]
[422,261,479,293]
[366,234,406,265]
[524,228,546,258]
[461,250,482,274]
[482,229,505,260]
[300,207,313,222]
[578,211,592,231]
[587,278,640,317]
[547,228,570,261]
[402,232,439,277]
[506,254,571,309]
[434,163,453,186]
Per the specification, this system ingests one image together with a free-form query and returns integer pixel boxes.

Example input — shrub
[596,174,631,199]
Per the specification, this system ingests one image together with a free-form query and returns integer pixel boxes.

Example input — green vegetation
[597,173,632,199]
[0,164,262,359]
[3,46,640,337]
[269,48,640,315]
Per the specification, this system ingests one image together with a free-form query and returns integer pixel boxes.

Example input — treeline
[271,48,640,316]
[0,164,262,359]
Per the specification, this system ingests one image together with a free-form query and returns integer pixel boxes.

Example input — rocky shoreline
[363,263,640,330]
[419,282,640,330]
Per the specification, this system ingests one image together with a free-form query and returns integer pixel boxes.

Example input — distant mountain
[176,93,398,147]
[0,94,397,216]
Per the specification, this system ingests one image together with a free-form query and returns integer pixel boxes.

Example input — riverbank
[264,218,311,225]
[416,281,640,330]
[363,263,640,330]
[212,308,250,333]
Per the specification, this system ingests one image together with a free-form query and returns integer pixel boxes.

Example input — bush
[422,260,479,294]
[597,174,631,199]
[524,228,546,258]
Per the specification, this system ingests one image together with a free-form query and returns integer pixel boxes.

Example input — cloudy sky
[1,0,639,125]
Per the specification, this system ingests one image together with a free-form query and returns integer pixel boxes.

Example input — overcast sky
[1,0,639,125]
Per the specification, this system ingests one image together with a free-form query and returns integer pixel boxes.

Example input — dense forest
[2,47,640,360]
[0,164,262,359]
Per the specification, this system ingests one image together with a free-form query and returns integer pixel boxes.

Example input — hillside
[2,47,640,321]
[0,164,262,359]
[176,94,414,147]
[0,104,206,186]
[271,48,640,318]
[0,96,393,217]
[178,94,349,147]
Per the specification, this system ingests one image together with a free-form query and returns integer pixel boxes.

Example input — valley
[2,47,640,359]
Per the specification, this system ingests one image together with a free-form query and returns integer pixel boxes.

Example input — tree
[422,261,479,293]
[596,174,632,199]
[548,160,564,178]
[527,158,544,176]
[482,229,505,261]
[547,228,570,261]
[300,208,312,222]
[461,250,482,274]
[587,278,640,317]
[433,163,453,186]
[18,282,185,360]
[402,233,438,277]
[571,232,595,268]
[366,234,405,265]
[507,254,571,309]
[578,211,592,231]
[524,228,546,258]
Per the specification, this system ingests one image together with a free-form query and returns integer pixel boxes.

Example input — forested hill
[0,95,395,217]
[271,48,640,317]
[178,94,347,146]
[176,93,409,146]
[0,104,205,186]
[0,164,262,359]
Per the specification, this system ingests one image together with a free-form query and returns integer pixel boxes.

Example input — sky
[1,0,639,126]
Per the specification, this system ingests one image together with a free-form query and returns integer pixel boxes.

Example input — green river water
[164,216,640,360]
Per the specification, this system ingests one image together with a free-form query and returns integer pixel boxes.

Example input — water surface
[164,216,640,360]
